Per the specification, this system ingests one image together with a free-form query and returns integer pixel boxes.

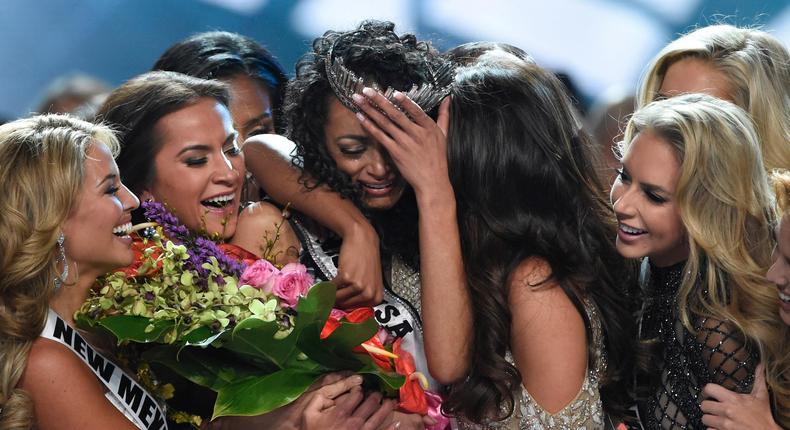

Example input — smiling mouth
[619,223,647,235]
[112,222,132,237]
[361,181,393,190]
[201,193,235,209]
[781,291,790,304]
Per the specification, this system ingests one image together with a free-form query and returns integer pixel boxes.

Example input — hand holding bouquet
[77,202,426,424]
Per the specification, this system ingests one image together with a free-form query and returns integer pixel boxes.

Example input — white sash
[40,309,168,430]
[291,217,439,391]
[374,292,439,391]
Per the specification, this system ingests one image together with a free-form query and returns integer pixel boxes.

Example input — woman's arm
[233,201,301,264]
[243,135,383,308]
[507,258,588,413]
[354,89,471,384]
[20,339,140,430]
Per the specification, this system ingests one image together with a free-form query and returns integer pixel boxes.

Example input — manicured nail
[352,93,365,104]
[393,90,404,100]
[355,112,366,122]
[362,87,376,97]
[350,375,363,384]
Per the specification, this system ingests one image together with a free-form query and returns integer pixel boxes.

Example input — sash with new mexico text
[41,309,168,430]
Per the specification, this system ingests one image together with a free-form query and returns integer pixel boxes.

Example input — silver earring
[54,233,68,289]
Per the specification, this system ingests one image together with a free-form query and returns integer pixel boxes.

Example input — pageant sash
[374,291,439,391]
[40,309,168,430]
[291,217,439,391]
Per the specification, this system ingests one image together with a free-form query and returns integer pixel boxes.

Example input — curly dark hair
[153,31,288,133]
[283,20,445,266]
[441,56,638,424]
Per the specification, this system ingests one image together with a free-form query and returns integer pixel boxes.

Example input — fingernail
[394,421,401,429]
[362,87,376,97]
[351,375,363,384]
[355,112,366,122]
[393,90,403,99]
[352,93,365,104]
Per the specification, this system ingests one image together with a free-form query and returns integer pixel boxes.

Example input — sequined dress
[457,296,608,430]
[636,260,757,429]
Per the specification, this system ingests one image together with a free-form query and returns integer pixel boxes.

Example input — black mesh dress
[636,260,758,429]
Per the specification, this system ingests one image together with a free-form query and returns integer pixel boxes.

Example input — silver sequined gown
[457,297,608,430]
[636,260,757,429]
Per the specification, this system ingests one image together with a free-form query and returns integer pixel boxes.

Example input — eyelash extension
[107,185,120,195]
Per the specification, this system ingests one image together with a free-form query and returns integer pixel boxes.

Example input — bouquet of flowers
[76,202,437,425]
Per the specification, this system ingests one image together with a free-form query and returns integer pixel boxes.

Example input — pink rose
[272,263,314,308]
[240,259,280,292]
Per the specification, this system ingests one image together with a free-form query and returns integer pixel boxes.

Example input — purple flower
[142,201,244,281]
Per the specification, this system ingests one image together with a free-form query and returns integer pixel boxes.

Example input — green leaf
[294,282,336,328]
[295,318,378,370]
[181,326,225,347]
[212,369,320,418]
[223,318,298,368]
[357,362,404,393]
[96,315,174,344]
[143,345,264,392]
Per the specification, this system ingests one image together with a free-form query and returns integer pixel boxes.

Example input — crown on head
[324,47,456,113]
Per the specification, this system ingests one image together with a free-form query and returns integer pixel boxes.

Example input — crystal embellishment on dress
[390,254,423,317]
[456,296,607,430]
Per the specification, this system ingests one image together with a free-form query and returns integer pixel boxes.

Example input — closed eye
[644,189,666,204]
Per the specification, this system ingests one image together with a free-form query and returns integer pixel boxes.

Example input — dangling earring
[54,233,68,289]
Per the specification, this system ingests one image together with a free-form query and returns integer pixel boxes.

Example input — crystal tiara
[324,49,456,113]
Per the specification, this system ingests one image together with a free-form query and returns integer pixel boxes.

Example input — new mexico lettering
[51,318,167,430]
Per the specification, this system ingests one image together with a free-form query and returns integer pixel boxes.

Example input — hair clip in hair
[325,53,455,114]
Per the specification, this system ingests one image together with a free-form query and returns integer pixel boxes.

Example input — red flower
[393,339,428,415]
[355,333,393,371]
[321,307,375,339]
[118,235,162,278]
[218,243,259,267]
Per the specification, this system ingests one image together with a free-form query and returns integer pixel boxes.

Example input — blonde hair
[621,93,786,426]
[768,169,790,428]
[637,24,790,172]
[0,114,119,429]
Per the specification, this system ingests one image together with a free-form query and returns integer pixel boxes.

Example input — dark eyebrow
[242,110,272,130]
[335,134,368,143]
[177,144,212,156]
[97,173,117,188]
